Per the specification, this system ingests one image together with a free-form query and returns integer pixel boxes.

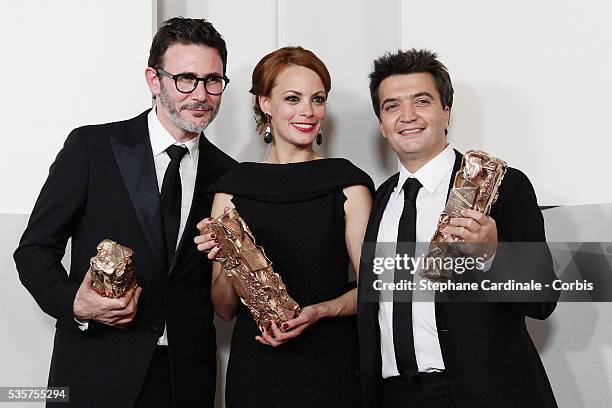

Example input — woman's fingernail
[282,323,289,330]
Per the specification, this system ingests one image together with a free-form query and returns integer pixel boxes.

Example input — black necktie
[161,145,188,263]
[393,177,422,378]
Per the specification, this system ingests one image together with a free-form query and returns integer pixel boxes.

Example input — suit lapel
[168,136,224,277]
[111,111,167,269]
[357,173,399,386]
[446,149,463,201]
[366,173,399,243]
[361,173,400,306]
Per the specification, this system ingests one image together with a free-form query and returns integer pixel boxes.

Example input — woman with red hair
[196,46,372,407]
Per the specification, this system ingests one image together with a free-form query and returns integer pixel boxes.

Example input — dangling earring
[264,114,272,144]
[316,131,323,145]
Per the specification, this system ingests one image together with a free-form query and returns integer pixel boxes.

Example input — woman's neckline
[243,157,343,166]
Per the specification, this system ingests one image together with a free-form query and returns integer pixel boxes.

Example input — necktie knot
[166,145,188,162]
[402,178,422,202]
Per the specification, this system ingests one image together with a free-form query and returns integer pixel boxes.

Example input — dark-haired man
[14,17,235,408]
[357,49,559,407]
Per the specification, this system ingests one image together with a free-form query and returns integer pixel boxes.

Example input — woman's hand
[254,184,371,347]
[255,306,321,347]
[194,206,232,260]
[194,217,222,259]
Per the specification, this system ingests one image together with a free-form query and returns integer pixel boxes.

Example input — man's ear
[444,106,451,132]
[145,67,161,98]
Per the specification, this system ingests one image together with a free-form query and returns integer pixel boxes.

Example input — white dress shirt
[378,144,456,377]
[76,109,200,345]
[148,108,199,346]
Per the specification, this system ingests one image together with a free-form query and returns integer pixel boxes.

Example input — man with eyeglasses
[14,17,236,408]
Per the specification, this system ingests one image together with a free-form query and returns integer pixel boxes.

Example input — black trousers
[134,346,174,408]
[382,372,455,408]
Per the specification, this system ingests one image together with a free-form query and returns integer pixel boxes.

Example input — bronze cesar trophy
[421,150,507,281]
[90,239,138,298]
[202,209,300,332]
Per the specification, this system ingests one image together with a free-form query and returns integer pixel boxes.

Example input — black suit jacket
[14,110,236,408]
[357,150,559,408]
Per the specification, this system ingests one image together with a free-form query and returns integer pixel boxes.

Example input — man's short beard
[158,82,217,134]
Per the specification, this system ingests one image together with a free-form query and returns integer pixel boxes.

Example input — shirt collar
[395,144,456,197]
[147,108,200,163]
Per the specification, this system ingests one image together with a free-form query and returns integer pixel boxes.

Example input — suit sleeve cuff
[480,253,496,273]
[74,317,90,331]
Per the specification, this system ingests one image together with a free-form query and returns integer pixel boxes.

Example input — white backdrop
[2,0,612,407]
[0,1,155,407]
[398,0,612,206]
[163,0,612,207]
[0,0,155,214]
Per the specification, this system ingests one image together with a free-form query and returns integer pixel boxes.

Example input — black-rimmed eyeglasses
[156,68,230,95]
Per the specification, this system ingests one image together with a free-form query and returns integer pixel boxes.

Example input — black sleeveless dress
[207,158,374,408]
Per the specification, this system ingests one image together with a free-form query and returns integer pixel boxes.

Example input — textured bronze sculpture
[204,208,300,331]
[90,239,137,298]
[421,150,507,281]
